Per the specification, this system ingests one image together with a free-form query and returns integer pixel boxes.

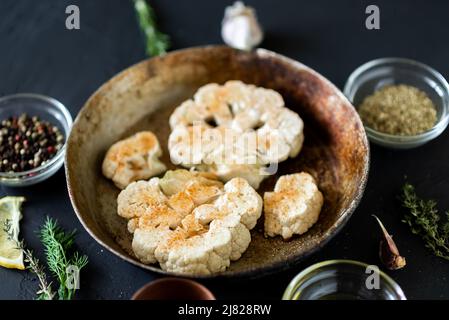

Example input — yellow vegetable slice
[0,196,25,270]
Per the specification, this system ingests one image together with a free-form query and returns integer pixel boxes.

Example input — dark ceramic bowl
[132,278,215,300]
[66,46,369,278]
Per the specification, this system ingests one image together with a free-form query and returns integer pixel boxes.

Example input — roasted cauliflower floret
[168,81,304,189]
[117,170,223,264]
[154,177,261,274]
[132,226,172,264]
[158,169,221,196]
[264,172,323,240]
[206,164,267,192]
[117,179,166,220]
[154,215,233,275]
[117,170,222,221]
[102,131,166,189]
[193,205,251,261]
[214,177,263,229]
[117,169,262,275]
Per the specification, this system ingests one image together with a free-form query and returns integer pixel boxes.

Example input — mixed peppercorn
[0,114,64,173]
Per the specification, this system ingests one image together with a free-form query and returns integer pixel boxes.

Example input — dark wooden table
[1,0,448,300]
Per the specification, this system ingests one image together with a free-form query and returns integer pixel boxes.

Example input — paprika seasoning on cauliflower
[102,131,166,189]
[264,172,323,240]
[168,81,304,189]
[117,169,262,275]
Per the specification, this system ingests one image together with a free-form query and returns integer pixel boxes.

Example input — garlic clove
[221,1,263,51]
[373,215,406,270]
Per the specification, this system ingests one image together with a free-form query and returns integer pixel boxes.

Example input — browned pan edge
[65,45,370,279]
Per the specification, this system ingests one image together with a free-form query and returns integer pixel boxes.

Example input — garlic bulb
[221,1,263,51]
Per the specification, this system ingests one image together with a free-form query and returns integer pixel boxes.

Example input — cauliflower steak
[117,169,262,275]
[264,172,323,240]
[102,131,166,189]
[168,81,304,189]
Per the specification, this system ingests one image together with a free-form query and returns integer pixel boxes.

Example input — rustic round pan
[65,46,369,278]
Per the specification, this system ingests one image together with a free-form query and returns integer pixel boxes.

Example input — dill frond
[39,217,88,300]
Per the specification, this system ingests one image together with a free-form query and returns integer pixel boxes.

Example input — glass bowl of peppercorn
[0,93,72,187]
[344,58,449,149]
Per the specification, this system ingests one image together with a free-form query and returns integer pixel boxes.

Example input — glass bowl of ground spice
[0,94,72,186]
[344,58,449,149]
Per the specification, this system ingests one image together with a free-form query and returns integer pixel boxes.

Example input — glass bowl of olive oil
[344,58,449,149]
[283,260,406,300]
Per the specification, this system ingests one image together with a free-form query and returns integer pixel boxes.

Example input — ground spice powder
[358,84,437,135]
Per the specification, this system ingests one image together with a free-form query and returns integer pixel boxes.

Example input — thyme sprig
[401,183,449,260]
[3,220,55,300]
[133,0,170,56]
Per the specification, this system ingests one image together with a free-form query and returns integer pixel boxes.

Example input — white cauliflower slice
[221,217,251,261]
[117,178,166,220]
[257,108,305,162]
[118,170,262,275]
[158,169,221,196]
[117,170,222,221]
[264,172,323,240]
[118,170,223,264]
[206,164,267,191]
[132,226,172,264]
[168,81,304,189]
[154,177,261,274]
[214,177,263,229]
[193,204,251,261]
[154,215,233,275]
[129,204,186,264]
[102,131,166,189]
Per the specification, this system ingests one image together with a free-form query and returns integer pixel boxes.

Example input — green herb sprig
[4,217,88,300]
[39,217,88,300]
[133,0,170,56]
[401,183,449,260]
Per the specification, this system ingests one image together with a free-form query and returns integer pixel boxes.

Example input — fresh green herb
[39,217,88,300]
[25,248,56,300]
[3,219,55,300]
[133,0,170,56]
[401,183,449,260]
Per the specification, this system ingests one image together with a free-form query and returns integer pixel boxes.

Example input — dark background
[1,0,448,300]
